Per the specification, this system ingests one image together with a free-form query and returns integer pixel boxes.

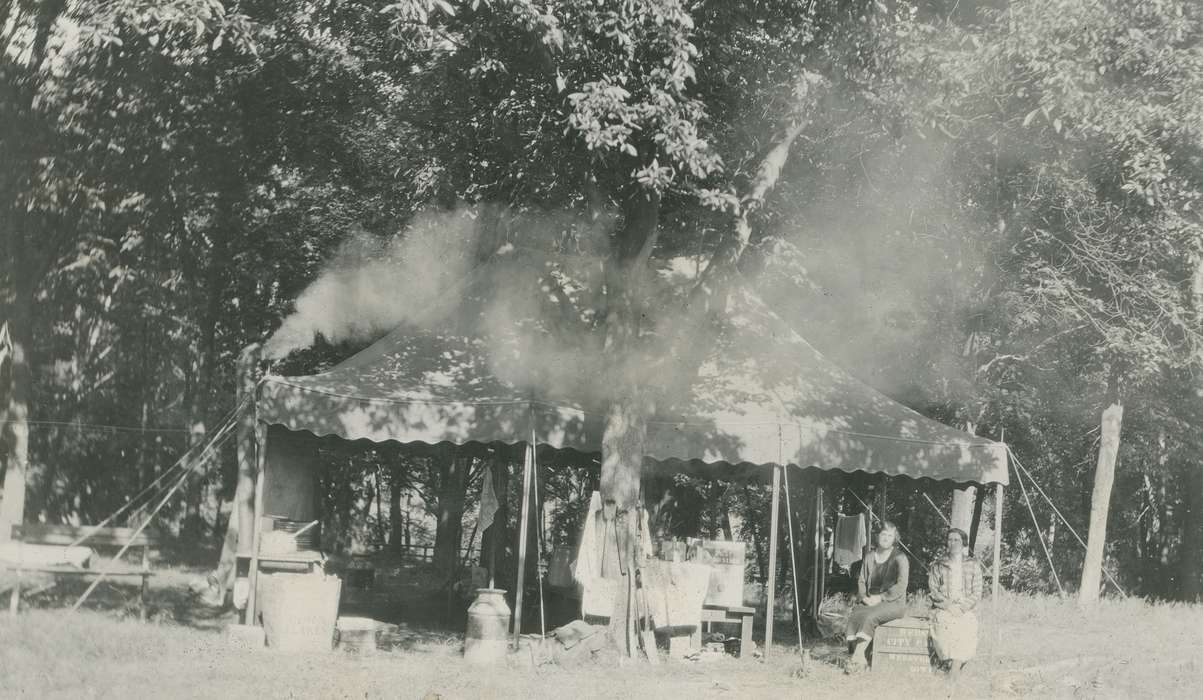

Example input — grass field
[2,578,1201,700]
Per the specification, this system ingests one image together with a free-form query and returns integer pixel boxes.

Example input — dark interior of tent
[249,422,1002,642]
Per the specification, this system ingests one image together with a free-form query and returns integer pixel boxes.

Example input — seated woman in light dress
[927,527,984,677]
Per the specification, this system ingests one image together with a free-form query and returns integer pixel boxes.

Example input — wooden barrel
[871,617,932,673]
[463,588,511,665]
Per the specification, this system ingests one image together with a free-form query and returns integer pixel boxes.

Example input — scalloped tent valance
[257,291,1007,486]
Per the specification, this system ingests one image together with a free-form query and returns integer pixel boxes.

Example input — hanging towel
[573,492,603,585]
[478,467,499,533]
[833,514,867,569]
[548,546,576,590]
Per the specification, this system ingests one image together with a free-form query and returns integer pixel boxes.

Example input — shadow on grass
[13,568,484,654]
[14,573,238,632]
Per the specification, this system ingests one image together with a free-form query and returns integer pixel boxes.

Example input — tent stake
[513,437,534,645]
[765,464,782,659]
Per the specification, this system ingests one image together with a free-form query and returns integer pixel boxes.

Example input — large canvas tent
[258,290,1008,484]
[250,289,1009,651]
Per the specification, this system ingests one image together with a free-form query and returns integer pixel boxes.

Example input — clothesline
[843,488,929,574]
[0,418,194,434]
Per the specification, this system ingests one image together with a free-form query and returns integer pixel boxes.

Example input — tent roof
[258,291,1007,486]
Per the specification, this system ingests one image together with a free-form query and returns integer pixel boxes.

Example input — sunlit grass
[2,591,1201,699]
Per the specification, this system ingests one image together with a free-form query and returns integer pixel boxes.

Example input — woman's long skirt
[930,607,978,661]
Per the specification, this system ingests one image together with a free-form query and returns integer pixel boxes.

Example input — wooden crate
[871,617,932,673]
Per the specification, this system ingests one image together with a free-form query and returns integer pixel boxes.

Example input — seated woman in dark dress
[845,520,909,671]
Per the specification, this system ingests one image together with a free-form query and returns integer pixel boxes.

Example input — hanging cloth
[573,492,603,585]
[572,494,654,619]
[478,467,499,533]
[833,514,867,569]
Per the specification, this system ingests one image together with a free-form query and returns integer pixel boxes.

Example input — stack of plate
[271,518,321,552]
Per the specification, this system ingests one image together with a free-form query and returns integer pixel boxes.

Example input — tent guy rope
[65,396,251,548]
[69,409,242,612]
[781,461,805,653]
[1012,455,1066,597]
[1005,446,1129,598]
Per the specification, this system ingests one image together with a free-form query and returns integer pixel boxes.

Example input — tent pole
[531,431,546,638]
[246,422,267,626]
[488,461,497,589]
[513,438,534,645]
[765,464,782,659]
[992,482,1004,605]
[782,464,803,652]
[814,485,824,620]
[863,490,872,561]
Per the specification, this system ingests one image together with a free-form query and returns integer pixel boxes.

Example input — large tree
[375,0,887,636]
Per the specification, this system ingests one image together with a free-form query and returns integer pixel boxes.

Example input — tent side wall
[262,425,321,523]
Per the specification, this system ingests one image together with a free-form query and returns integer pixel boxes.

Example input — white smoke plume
[264,209,481,359]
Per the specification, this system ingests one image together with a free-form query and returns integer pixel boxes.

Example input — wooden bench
[690,604,755,658]
[871,616,932,673]
[4,524,163,622]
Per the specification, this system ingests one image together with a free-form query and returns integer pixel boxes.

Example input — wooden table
[690,604,755,658]
[6,524,161,622]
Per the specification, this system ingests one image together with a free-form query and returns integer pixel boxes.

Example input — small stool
[690,604,755,658]
[871,616,932,673]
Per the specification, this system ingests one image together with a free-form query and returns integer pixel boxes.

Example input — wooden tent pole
[992,483,1004,605]
[813,484,824,620]
[531,433,546,638]
[488,460,498,589]
[992,428,1006,610]
[782,463,803,651]
[246,422,267,626]
[512,438,534,644]
[765,464,782,659]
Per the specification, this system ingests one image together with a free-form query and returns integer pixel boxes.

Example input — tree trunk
[433,448,470,577]
[968,486,986,555]
[951,486,977,533]
[0,297,32,540]
[1181,465,1203,601]
[1079,383,1124,604]
[1,0,70,539]
[209,344,260,598]
[951,422,978,535]
[1183,261,1203,600]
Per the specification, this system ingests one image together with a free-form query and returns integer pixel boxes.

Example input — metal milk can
[463,588,511,665]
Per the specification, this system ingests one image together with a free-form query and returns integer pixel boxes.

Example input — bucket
[336,616,380,655]
[464,588,511,665]
[259,573,342,653]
